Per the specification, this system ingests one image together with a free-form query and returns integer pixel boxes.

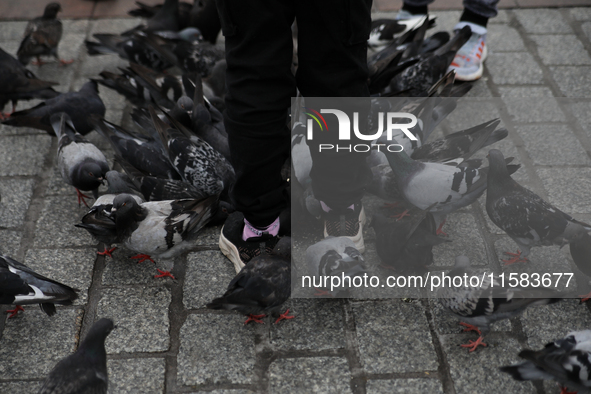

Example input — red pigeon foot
[130,254,154,264]
[460,336,487,352]
[313,288,332,297]
[244,314,266,325]
[502,250,528,266]
[391,209,410,221]
[459,322,482,335]
[579,291,591,303]
[5,305,25,319]
[59,59,74,66]
[31,57,46,66]
[274,309,295,324]
[435,219,448,236]
[559,386,577,394]
[382,202,400,209]
[97,247,117,258]
[154,269,175,279]
[76,189,91,207]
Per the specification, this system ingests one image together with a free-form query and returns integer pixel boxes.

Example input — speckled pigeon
[0,46,59,118]
[17,2,72,66]
[486,149,591,265]
[38,318,114,394]
[53,113,109,207]
[439,255,561,352]
[108,193,218,278]
[0,254,78,318]
[206,236,293,325]
[500,330,591,394]
[2,80,105,135]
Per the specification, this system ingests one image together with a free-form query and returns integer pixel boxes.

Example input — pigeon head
[178,27,203,43]
[43,2,62,19]
[560,223,589,248]
[76,162,106,191]
[110,194,144,222]
[79,318,114,353]
[487,149,511,179]
[176,96,194,112]
[272,236,291,260]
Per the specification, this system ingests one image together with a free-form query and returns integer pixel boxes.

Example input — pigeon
[370,209,449,274]
[387,26,471,96]
[368,16,436,51]
[188,0,222,44]
[17,2,72,66]
[108,193,218,277]
[500,330,591,394]
[0,46,59,118]
[0,254,78,318]
[173,40,225,77]
[76,193,144,258]
[439,255,561,352]
[2,80,105,135]
[486,149,591,265]
[38,318,114,394]
[206,236,293,324]
[305,237,365,297]
[53,113,109,207]
[381,143,520,234]
[104,170,143,197]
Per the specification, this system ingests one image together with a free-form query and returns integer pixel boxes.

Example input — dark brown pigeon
[17,2,72,66]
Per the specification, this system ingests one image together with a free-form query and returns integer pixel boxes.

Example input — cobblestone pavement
[2,7,591,394]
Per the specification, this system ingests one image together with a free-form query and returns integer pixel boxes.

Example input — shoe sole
[454,45,488,82]
[323,206,367,253]
[219,227,245,274]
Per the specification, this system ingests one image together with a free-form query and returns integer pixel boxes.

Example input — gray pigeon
[486,149,591,265]
[2,80,105,135]
[0,254,78,318]
[381,144,519,234]
[53,113,109,207]
[0,46,59,117]
[570,231,591,301]
[38,318,114,394]
[500,330,591,393]
[439,256,561,352]
[206,237,293,325]
[109,193,218,277]
[305,237,365,296]
[17,2,71,66]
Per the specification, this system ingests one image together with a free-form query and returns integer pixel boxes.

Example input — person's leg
[295,0,373,251]
[216,0,295,271]
[448,0,500,81]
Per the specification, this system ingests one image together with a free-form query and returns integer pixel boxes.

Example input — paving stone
[531,35,591,66]
[108,358,165,394]
[268,357,352,394]
[0,134,52,176]
[430,299,512,335]
[550,66,591,97]
[177,314,256,386]
[33,195,94,248]
[441,98,502,131]
[488,25,525,52]
[429,11,463,34]
[0,308,81,379]
[89,18,143,35]
[97,287,171,354]
[490,10,509,24]
[487,53,544,85]
[571,7,591,20]
[498,86,554,98]
[432,213,487,267]
[193,223,224,247]
[45,165,75,196]
[0,381,43,394]
[62,19,90,35]
[188,391,255,394]
[581,21,591,42]
[25,248,94,305]
[464,79,494,98]
[0,179,35,228]
[0,230,22,256]
[502,97,566,124]
[495,237,573,293]
[78,51,131,79]
[184,250,236,309]
[565,100,591,140]
[0,21,28,41]
[352,300,438,373]
[102,246,166,285]
[366,378,444,393]
[270,299,346,351]
[521,299,591,349]
[443,336,536,393]
[519,124,589,165]
[537,167,591,214]
[514,9,573,34]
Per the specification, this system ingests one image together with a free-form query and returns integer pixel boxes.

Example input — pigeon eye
[89,172,94,176]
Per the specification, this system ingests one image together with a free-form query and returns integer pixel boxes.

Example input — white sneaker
[448,22,488,81]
